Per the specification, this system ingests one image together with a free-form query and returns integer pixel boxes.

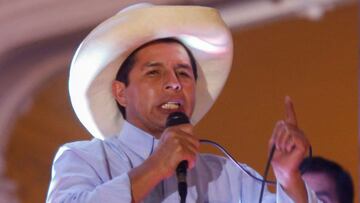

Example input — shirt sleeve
[46,145,132,203]
[276,181,321,203]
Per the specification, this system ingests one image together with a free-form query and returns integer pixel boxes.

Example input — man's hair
[115,38,198,118]
[299,156,354,203]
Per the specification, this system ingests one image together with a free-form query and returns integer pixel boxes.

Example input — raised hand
[270,96,309,203]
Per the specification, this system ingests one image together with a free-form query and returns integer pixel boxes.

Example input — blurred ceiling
[0,0,355,56]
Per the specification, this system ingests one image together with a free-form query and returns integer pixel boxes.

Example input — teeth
[161,102,180,110]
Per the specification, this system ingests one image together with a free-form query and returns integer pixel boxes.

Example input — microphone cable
[258,145,276,203]
[199,139,312,203]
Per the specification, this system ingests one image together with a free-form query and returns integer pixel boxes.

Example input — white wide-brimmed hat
[69,3,233,139]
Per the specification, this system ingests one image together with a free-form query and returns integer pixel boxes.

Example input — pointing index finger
[285,96,298,127]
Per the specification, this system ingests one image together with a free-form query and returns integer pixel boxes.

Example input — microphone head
[166,112,189,127]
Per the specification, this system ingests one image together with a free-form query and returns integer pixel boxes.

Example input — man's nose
[164,72,182,91]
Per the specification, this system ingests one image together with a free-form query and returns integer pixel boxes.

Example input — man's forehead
[129,39,198,80]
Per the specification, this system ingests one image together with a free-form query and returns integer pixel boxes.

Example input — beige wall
[4,3,358,203]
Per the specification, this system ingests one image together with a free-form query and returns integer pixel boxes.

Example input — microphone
[166,112,189,203]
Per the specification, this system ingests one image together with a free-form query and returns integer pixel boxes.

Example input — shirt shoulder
[198,153,227,164]
[198,153,261,178]
[64,138,102,151]
[197,153,238,174]
[53,138,106,167]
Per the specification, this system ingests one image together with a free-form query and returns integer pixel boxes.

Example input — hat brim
[69,4,233,139]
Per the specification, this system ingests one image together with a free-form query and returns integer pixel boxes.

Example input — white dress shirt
[47,121,319,203]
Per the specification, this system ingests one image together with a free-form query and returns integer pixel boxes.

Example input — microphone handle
[176,160,188,202]
[176,160,188,182]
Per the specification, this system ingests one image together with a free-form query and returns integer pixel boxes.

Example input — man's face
[302,172,339,203]
[114,42,196,137]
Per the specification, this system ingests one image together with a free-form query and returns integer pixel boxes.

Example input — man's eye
[146,70,159,76]
[177,71,190,77]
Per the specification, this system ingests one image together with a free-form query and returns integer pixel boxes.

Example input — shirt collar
[118,121,160,159]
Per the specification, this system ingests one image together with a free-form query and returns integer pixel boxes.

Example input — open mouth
[161,101,181,110]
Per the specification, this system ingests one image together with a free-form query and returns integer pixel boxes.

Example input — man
[300,156,354,203]
[47,3,319,202]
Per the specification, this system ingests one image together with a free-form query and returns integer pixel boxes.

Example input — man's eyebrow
[142,61,192,70]
[145,61,162,67]
[176,63,192,69]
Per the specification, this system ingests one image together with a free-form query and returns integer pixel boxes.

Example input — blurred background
[0,0,358,202]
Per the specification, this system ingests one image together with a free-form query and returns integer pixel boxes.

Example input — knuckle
[175,145,184,154]
[276,120,284,126]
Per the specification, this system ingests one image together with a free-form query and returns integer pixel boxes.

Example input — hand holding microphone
[151,112,198,202]
[127,112,198,203]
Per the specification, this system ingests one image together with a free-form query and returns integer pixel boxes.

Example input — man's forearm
[280,172,308,203]
[128,154,166,203]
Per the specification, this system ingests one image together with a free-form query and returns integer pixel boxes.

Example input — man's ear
[112,80,127,107]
